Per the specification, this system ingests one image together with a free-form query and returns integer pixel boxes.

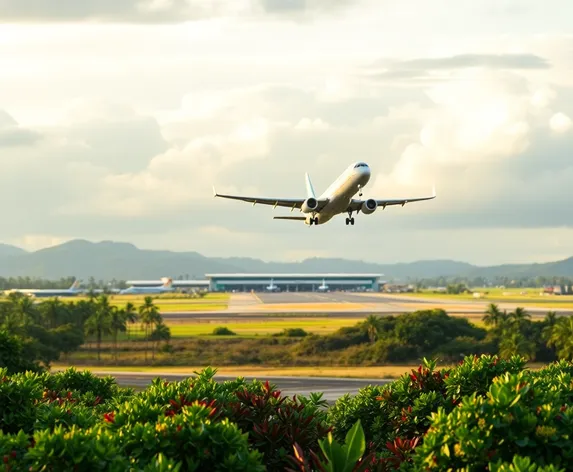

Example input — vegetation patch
[3,354,573,470]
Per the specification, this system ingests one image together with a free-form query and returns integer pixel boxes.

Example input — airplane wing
[273,216,306,221]
[347,186,436,212]
[213,186,328,211]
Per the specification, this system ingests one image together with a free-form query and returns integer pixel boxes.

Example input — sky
[1,0,573,265]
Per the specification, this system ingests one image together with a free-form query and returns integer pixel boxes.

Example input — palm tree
[483,303,502,328]
[123,302,138,340]
[109,307,127,362]
[150,322,171,360]
[542,311,558,342]
[14,294,42,328]
[84,295,113,362]
[138,296,161,363]
[547,318,573,360]
[499,330,536,361]
[364,315,382,343]
[39,298,68,329]
[510,307,531,327]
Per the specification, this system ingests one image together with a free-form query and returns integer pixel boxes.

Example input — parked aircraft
[265,279,280,292]
[317,279,329,291]
[213,162,435,226]
[5,280,82,298]
[119,278,174,295]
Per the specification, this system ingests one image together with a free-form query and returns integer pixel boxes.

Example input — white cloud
[550,112,572,133]
[294,118,330,131]
[9,235,72,252]
[1,3,573,266]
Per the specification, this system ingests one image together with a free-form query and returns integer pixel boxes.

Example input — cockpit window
[354,162,368,168]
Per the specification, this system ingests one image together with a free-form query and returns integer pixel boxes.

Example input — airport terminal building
[206,273,383,292]
[126,274,383,292]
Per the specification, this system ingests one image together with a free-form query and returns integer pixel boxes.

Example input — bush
[212,327,236,336]
[328,354,531,469]
[111,404,264,471]
[413,367,573,470]
[4,356,573,470]
[275,328,308,337]
[0,331,43,375]
[102,367,330,471]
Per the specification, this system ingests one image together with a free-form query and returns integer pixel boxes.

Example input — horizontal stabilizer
[273,216,306,221]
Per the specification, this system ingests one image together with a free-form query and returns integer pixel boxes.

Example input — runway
[93,371,391,402]
[160,292,573,318]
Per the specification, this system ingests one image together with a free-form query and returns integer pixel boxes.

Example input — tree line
[411,275,573,289]
[296,305,572,365]
[0,293,170,371]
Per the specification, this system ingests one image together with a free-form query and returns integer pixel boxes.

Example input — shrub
[0,331,42,375]
[25,425,129,471]
[112,403,265,471]
[212,327,236,336]
[0,367,133,436]
[412,368,573,469]
[105,367,330,471]
[329,354,531,469]
[275,328,308,337]
[0,370,46,434]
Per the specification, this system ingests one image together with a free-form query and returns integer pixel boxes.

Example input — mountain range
[0,239,572,281]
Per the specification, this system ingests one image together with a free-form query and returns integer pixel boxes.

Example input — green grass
[153,303,227,312]
[115,318,360,340]
[53,293,229,312]
[394,288,573,304]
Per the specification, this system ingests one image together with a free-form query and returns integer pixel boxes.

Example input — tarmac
[161,291,573,319]
[94,371,392,402]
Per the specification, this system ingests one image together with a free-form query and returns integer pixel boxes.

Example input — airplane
[212,162,435,226]
[317,279,329,292]
[265,279,280,292]
[119,277,174,295]
[5,280,82,298]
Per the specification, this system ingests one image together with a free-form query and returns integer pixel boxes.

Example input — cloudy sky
[1,0,573,265]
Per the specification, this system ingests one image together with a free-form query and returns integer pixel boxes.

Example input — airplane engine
[301,197,319,213]
[361,198,377,215]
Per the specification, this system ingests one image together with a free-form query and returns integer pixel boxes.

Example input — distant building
[125,280,210,291]
[205,273,384,292]
[542,285,572,295]
[125,273,384,292]
[383,284,415,293]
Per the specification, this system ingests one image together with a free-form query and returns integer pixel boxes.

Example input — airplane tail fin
[70,280,81,291]
[160,277,173,288]
[305,172,316,199]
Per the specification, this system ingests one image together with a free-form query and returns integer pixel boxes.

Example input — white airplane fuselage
[305,164,371,225]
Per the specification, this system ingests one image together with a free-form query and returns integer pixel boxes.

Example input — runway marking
[250,302,371,311]
[250,292,263,304]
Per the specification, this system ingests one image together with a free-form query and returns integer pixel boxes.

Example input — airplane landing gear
[358,185,363,198]
[309,216,319,225]
[346,211,355,225]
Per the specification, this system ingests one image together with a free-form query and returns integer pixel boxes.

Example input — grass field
[393,288,573,304]
[112,317,363,340]
[54,293,230,312]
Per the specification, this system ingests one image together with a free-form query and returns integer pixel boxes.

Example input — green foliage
[115,404,264,471]
[0,331,42,374]
[5,356,573,470]
[275,328,309,337]
[212,326,237,336]
[329,354,538,470]
[413,361,573,470]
